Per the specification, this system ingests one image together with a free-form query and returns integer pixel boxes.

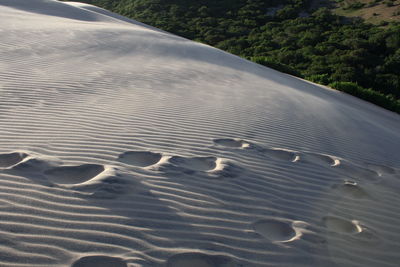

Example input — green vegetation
[66,0,400,113]
[329,81,400,112]
[343,1,365,10]
[333,0,400,24]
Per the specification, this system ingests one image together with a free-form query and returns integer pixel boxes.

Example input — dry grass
[332,0,400,23]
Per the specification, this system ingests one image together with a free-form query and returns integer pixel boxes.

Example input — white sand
[0,0,400,266]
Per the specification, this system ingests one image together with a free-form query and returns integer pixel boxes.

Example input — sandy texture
[0,0,399,266]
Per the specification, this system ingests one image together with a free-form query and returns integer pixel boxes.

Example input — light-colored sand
[0,0,399,266]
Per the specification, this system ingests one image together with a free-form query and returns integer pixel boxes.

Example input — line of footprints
[0,138,398,266]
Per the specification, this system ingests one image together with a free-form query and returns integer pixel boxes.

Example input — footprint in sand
[166,252,237,267]
[168,156,220,172]
[262,148,299,162]
[213,138,250,148]
[323,216,380,246]
[44,164,105,185]
[71,255,127,267]
[365,163,396,175]
[66,172,130,199]
[300,152,340,167]
[333,180,369,198]
[334,162,380,182]
[323,216,362,234]
[252,219,299,242]
[160,155,241,178]
[10,157,56,173]
[118,151,162,167]
[0,152,28,168]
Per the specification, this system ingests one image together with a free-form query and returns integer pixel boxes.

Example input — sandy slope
[0,0,399,266]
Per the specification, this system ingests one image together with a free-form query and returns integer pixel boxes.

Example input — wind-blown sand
[0,0,400,266]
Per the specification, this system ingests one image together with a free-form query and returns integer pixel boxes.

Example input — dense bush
[306,74,333,85]
[329,81,400,112]
[251,56,303,77]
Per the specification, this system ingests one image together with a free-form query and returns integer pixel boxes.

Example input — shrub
[344,2,365,10]
[251,56,303,77]
[329,81,400,113]
[306,74,333,85]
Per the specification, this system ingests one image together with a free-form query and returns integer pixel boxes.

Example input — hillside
[310,0,400,23]
[332,0,400,23]
[1,0,400,266]
[63,0,400,113]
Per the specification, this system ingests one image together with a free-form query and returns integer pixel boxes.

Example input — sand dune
[0,0,399,266]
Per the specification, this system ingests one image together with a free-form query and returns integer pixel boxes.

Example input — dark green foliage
[252,56,303,77]
[63,0,400,114]
[343,1,365,9]
[306,74,333,85]
[329,81,400,112]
